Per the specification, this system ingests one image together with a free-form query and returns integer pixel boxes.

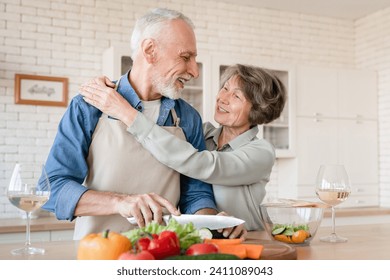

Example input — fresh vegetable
[203,238,242,246]
[118,250,155,260]
[217,244,247,259]
[165,253,240,260]
[77,229,131,260]
[274,234,292,243]
[122,219,202,250]
[147,230,181,259]
[198,228,213,240]
[137,237,152,251]
[185,243,219,256]
[271,224,311,244]
[240,244,264,259]
[203,239,264,259]
[291,230,309,243]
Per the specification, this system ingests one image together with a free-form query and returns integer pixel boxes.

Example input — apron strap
[170,108,180,127]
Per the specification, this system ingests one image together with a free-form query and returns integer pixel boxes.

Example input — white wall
[0,0,386,219]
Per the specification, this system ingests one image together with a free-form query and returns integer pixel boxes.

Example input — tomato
[118,250,155,260]
[185,243,219,256]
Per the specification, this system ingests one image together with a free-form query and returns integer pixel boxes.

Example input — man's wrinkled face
[151,19,199,99]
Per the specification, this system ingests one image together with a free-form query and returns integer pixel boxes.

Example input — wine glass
[7,163,51,255]
[315,164,351,243]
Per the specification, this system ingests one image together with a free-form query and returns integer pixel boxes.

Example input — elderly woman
[80,64,286,233]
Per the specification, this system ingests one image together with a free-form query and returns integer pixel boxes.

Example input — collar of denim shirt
[116,71,175,126]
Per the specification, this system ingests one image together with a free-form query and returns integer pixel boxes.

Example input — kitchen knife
[127,214,245,230]
[167,214,245,230]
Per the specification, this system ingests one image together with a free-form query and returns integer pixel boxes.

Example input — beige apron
[73,97,185,239]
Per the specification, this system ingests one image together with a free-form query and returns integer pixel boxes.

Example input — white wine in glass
[315,164,351,243]
[7,163,51,255]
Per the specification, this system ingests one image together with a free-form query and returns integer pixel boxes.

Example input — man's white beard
[153,76,183,100]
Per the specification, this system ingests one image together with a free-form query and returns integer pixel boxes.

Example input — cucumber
[165,253,240,260]
[198,228,213,240]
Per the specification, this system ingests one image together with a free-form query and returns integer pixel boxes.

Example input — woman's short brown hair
[220,64,287,125]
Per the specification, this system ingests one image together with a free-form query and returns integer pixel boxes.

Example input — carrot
[240,244,264,259]
[203,238,242,246]
[217,244,247,259]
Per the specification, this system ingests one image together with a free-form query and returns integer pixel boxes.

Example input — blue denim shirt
[42,73,216,221]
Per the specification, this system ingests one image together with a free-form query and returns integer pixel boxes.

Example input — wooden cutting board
[245,231,297,260]
[260,242,297,260]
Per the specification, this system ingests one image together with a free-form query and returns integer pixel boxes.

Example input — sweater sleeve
[127,113,275,186]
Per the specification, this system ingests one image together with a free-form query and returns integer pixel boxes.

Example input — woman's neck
[217,126,249,149]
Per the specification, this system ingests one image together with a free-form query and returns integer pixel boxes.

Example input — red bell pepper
[146,230,180,259]
[137,237,151,251]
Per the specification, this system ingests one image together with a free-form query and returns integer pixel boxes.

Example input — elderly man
[42,8,217,239]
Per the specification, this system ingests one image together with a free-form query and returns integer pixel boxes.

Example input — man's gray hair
[130,8,195,59]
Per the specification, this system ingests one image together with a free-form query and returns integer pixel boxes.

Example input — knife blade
[127,214,245,230]
[165,214,245,230]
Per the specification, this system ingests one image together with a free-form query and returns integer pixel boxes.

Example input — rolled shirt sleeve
[42,96,100,221]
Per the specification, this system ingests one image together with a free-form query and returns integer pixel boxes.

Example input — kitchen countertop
[1,207,388,234]
[0,216,74,234]
[0,223,389,260]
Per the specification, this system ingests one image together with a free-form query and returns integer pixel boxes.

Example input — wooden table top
[247,223,390,260]
[0,223,389,260]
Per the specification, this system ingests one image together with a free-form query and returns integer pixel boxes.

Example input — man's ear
[141,38,156,63]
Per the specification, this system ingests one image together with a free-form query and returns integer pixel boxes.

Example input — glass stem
[25,211,31,247]
[331,206,336,235]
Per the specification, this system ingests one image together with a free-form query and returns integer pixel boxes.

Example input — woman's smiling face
[214,75,252,132]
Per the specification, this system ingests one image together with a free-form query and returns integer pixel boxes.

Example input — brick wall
[355,7,390,207]
[0,0,377,218]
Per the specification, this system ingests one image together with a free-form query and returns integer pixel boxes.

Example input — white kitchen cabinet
[296,66,338,118]
[296,118,378,185]
[50,230,74,241]
[0,230,74,244]
[338,119,379,184]
[0,231,50,244]
[296,117,339,186]
[102,44,132,80]
[295,66,379,208]
[210,55,296,158]
[338,69,377,120]
[297,66,377,120]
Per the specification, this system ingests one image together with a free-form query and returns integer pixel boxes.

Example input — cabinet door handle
[356,115,364,124]
[313,113,322,122]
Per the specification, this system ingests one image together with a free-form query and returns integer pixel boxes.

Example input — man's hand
[75,190,180,229]
[116,192,181,228]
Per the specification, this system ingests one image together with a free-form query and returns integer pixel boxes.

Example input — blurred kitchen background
[1,0,389,220]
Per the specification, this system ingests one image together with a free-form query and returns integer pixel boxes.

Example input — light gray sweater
[127,113,276,230]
